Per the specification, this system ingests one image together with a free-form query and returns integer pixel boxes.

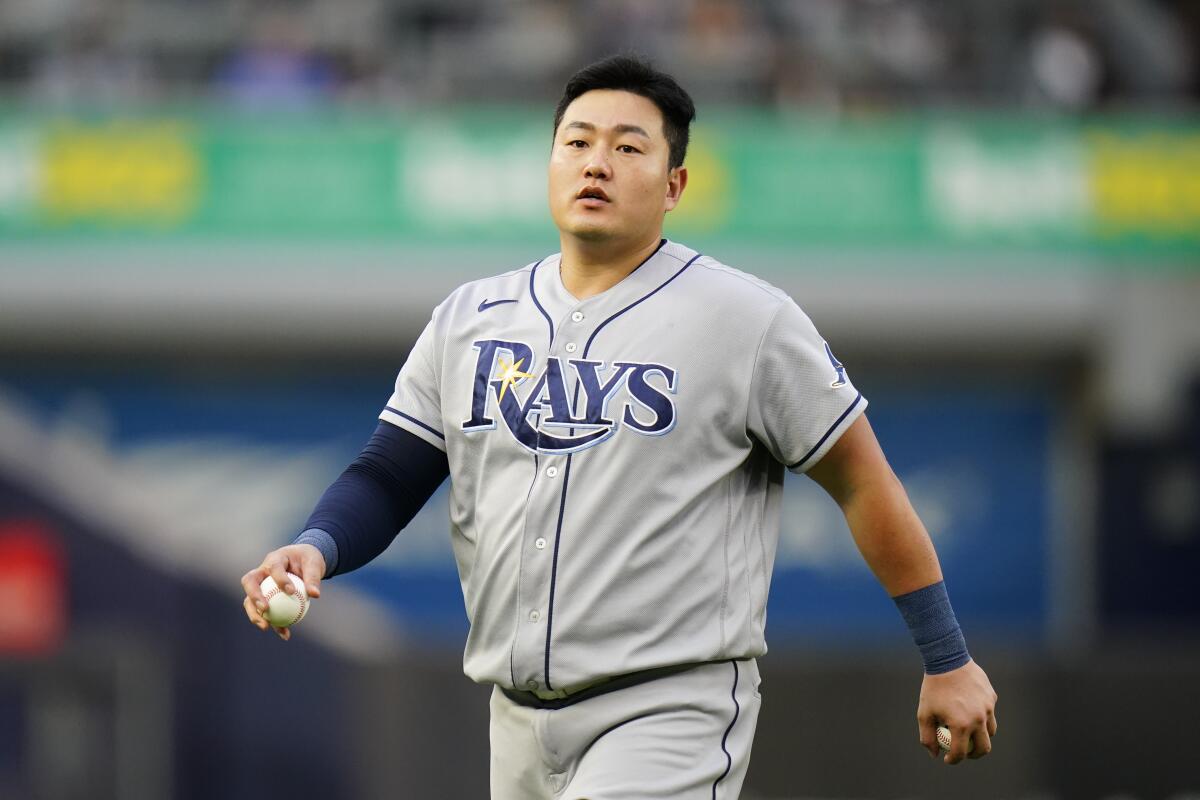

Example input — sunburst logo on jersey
[494,357,535,403]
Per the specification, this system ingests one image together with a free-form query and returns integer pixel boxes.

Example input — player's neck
[559,234,663,301]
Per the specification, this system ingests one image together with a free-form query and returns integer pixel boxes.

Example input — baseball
[259,573,309,628]
[936,725,974,753]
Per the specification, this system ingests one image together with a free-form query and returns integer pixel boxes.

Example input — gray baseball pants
[489,658,761,799]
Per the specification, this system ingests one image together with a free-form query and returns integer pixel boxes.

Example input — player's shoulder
[668,242,792,312]
[433,258,546,319]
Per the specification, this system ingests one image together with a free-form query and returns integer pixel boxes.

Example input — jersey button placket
[516,454,557,688]
[512,332,568,692]
[513,310,588,693]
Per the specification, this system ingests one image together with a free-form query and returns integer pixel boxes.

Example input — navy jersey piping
[528,257,554,348]
[542,456,572,691]
[518,256,550,690]
[711,659,741,799]
[540,245,698,691]
[385,407,445,440]
[787,391,863,470]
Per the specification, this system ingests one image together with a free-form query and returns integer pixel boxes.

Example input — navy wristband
[892,580,970,675]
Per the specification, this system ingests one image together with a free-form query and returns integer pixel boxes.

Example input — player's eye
[617,144,641,154]
[567,139,587,148]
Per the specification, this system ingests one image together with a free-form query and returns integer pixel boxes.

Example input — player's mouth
[576,186,611,207]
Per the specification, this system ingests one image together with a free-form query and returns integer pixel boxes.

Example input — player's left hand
[916,658,998,765]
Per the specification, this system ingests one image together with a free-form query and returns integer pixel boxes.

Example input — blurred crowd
[0,0,1196,112]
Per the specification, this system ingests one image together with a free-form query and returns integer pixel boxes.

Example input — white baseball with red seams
[260,573,308,627]
[936,725,975,753]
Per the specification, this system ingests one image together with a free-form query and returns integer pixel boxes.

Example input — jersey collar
[532,239,698,330]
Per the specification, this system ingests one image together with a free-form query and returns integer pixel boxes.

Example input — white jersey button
[545,466,559,478]
[526,680,538,690]
[534,537,547,549]
[571,311,585,323]
[529,610,540,622]
[564,342,578,353]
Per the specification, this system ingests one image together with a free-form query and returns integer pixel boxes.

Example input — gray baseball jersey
[381,239,865,698]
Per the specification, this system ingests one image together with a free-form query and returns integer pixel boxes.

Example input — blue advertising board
[0,364,1053,648]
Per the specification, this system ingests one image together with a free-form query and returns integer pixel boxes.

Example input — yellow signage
[40,121,199,225]
[666,132,731,231]
[1089,131,1200,236]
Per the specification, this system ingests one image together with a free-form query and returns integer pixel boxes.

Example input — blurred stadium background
[1,0,1198,797]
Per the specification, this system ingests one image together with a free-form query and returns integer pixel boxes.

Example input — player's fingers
[968,721,992,759]
[916,713,939,758]
[243,596,269,631]
[273,625,291,641]
[298,553,323,599]
[987,707,998,737]
[240,566,270,613]
[944,724,973,765]
[269,561,295,596]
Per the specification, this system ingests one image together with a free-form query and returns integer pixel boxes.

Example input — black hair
[553,54,696,171]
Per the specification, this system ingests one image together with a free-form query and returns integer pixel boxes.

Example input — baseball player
[242,55,998,798]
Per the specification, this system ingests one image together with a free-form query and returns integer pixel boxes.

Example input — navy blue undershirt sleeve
[296,420,449,578]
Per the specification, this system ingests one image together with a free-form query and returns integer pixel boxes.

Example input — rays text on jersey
[462,339,678,455]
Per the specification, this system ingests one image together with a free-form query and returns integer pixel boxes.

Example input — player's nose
[583,155,611,180]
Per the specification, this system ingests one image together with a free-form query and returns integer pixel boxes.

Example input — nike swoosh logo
[478,298,519,312]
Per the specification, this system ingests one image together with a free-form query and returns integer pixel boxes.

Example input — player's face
[548,89,687,246]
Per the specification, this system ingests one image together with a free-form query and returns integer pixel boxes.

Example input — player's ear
[664,166,687,212]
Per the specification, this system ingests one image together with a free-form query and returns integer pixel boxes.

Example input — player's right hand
[240,544,326,641]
